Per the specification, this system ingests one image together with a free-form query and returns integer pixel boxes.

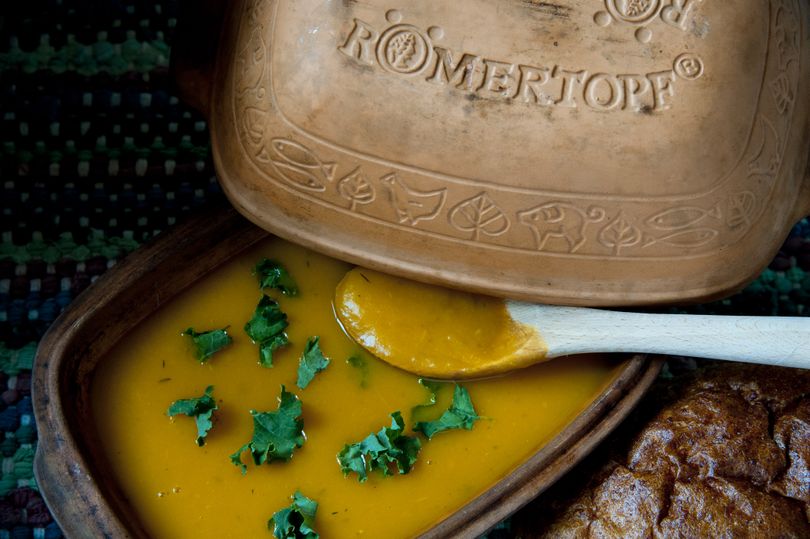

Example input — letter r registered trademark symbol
[673,53,704,80]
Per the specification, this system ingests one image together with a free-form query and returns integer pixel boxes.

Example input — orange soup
[91,238,622,538]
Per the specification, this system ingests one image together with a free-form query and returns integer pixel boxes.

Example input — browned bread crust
[515,364,810,538]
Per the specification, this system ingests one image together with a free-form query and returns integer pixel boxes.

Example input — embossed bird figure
[381,173,446,226]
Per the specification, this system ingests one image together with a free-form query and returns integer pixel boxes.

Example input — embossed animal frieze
[518,203,606,254]
[381,173,446,226]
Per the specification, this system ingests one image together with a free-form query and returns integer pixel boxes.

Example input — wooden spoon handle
[508,304,810,369]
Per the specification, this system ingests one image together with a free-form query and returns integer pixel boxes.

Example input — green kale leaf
[255,258,299,296]
[411,378,445,419]
[338,412,421,483]
[413,385,480,439]
[244,295,289,367]
[182,327,233,363]
[268,491,319,539]
[296,337,330,389]
[230,386,304,474]
[167,385,218,446]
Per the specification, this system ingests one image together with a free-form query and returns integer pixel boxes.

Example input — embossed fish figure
[269,138,337,192]
[646,205,722,231]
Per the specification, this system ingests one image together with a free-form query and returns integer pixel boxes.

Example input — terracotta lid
[175,0,810,305]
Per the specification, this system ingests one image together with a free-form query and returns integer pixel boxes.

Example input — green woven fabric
[0,1,223,536]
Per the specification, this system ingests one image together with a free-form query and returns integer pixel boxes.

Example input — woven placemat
[1,2,808,537]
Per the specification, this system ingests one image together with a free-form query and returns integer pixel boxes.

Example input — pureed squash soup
[91,237,622,538]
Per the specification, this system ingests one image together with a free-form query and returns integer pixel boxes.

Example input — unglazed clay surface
[200,0,810,305]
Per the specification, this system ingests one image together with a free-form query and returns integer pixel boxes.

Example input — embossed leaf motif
[727,191,757,230]
[770,73,794,115]
[244,107,267,145]
[748,115,781,177]
[449,193,510,241]
[598,213,641,255]
[338,168,375,211]
[775,2,800,69]
[238,27,267,95]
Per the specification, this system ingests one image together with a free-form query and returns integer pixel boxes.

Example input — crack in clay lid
[176,0,810,306]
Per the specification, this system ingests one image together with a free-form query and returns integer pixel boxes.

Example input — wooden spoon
[334,268,810,379]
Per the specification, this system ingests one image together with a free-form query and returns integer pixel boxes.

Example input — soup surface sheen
[91,238,621,538]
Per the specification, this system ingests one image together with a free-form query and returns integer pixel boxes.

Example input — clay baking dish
[32,207,662,537]
[172,0,810,306]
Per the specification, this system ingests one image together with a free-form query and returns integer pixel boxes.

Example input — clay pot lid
[175,0,810,306]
